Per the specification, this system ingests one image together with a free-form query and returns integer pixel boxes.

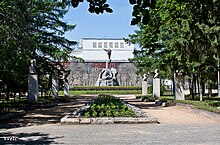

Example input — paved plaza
[0,95,220,144]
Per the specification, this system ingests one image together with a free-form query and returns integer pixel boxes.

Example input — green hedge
[59,90,141,96]
[70,86,142,91]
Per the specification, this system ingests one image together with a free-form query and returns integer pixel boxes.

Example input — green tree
[0,0,76,96]
[128,0,220,100]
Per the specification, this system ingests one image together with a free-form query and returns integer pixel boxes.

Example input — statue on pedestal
[95,48,119,86]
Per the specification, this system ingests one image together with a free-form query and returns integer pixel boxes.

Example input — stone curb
[61,95,158,125]
[60,116,158,125]
[176,103,220,121]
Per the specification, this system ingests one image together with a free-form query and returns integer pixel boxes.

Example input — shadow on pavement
[0,131,63,144]
[0,96,95,130]
[120,97,163,110]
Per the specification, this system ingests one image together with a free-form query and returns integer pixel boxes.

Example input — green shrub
[206,101,220,107]
[160,84,166,95]
[85,112,90,118]
[99,111,105,117]
[148,85,153,94]
[70,86,142,90]
[92,111,97,117]
[113,110,119,117]
[82,94,136,117]
[106,110,111,117]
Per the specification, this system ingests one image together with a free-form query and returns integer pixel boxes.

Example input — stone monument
[174,72,185,100]
[52,70,59,98]
[95,49,119,86]
[63,70,70,97]
[28,59,38,103]
[142,74,148,95]
[153,69,160,98]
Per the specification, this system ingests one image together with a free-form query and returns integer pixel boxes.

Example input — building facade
[69,38,139,86]
[71,38,134,62]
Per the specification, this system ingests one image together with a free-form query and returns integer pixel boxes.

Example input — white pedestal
[28,74,38,103]
[142,81,148,95]
[175,76,185,100]
[64,82,69,97]
[52,74,59,98]
[153,78,160,98]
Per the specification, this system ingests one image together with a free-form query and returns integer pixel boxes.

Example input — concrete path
[0,95,220,145]
[117,95,220,125]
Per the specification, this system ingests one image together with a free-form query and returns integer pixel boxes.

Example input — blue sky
[64,0,138,42]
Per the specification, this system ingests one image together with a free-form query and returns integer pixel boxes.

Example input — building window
[104,42,108,48]
[109,42,113,48]
[115,42,119,48]
[98,42,102,48]
[120,42,124,48]
[93,42,97,48]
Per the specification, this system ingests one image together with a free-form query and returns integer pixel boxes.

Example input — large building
[71,38,135,62]
[68,38,141,86]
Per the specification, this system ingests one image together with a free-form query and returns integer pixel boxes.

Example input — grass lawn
[158,95,220,114]
[59,90,141,96]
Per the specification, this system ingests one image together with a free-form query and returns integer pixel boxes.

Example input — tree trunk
[197,77,200,94]
[188,78,193,95]
[14,92,16,101]
[199,77,204,101]
[6,86,9,102]
[208,82,212,97]
[173,73,176,100]
[192,74,196,100]
[19,91,21,101]
[202,81,205,96]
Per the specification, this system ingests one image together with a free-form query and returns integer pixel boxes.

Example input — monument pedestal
[28,74,38,103]
[175,74,185,100]
[64,82,69,97]
[153,78,160,98]
[52,74,59,98]
[142,81,148,95]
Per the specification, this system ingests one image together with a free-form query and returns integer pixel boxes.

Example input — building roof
[82,38,125,40]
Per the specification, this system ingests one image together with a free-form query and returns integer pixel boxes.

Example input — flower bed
[61,95,158,124]
[82,95,136,118]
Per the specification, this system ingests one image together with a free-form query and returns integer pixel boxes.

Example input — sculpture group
[95,49,119,86]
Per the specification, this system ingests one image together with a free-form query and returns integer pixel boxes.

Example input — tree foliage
[71,0,113,14]
[0,0,76,94]
[128,0,220,99]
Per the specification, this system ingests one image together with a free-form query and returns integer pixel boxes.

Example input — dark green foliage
[71,0,158,25]
[128,0,220,100]
[0,0,77,97]
[82,95,136,117]
[71,0,113,14]
[129,0,156,25]
[207,101,220,107]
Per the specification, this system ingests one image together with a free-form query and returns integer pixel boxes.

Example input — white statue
[95,49,119,86]
[29,59,37,74]
[154,69,159,78]
[103,48,112,60]
[143,73,149,81]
